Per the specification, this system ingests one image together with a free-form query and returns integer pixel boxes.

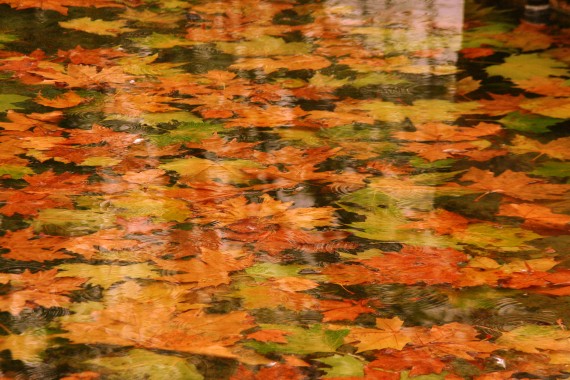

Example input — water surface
[0,0,569,379]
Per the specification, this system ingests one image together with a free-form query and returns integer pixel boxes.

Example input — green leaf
[400,371,447,380]
[85,349,203,380]
[316,355,365,378]
[159,157,261,184]
[462,23,513,48]
[130,32,198,49]
[531,161,570,177]
[0,165,34,179]
[245,324,349,355]
[245,263,307,279]
[317,124,390,141]
[352,72,408,88]
[216,36,312,56]
[486,53,568,81]
[409,157,456,169]
[108,111,203,127]
[80,157,122,167]
[346,208,453,247]
[0,33,17,49]
[0,94,30,112]
[150,122,224,146]
[358,99,480,124]
[453,223,541,252]
[109,193,192,222]
[309,73,350,88]
[499,111,561,133]
[56,263,160,288]
[275,128,325,147]
[32,209,115,236]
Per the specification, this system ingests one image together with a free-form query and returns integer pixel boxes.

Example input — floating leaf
[245,324,349,355]
[486,53,568,81]
[59,17,136,37]
[86,349,203,380]
[316,355,365,378]
[216,36,311,56]
[499,111,560,133]
[56,263,160,288]
[0,94,30,112]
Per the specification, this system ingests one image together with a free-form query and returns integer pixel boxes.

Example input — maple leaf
[247,329,290,343]
[35,91,90,108]
[399,208,470,235]
[224,105,307,128]
[0,269,86,314]
[514,76,570,97]
[410,322,502,360]
[57,45,130,66]
[0,110,63,131]
[319,300,375,322]
[460,47,495,59]
[160,157,260,184]
[520,96,570,119]
[184,133,257,159]
[230,55,331,74]
[0,330,50,362]
[458,167,569,201]
[478,93,526,116]
[343,317,412,353]
[120,8,185,24]
[394,122,501,142]
[486,53,568,81]
[102,91,179,116]
[59,229,140,260]
[492,23,553,51]
[59,17,135,37]
[30,64,135,89]
[236,282,320,311]
[457,76,482,96]
[195,194,336,230]
[0,227,72,261]
[63,299,254,357]
[360,246,468,286]
[155,248,254,288]
[0,0,125,14]
[498,203,570,231]
[497,325,570,354]
[368,348,447,377]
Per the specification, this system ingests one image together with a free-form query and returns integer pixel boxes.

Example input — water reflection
[0,0,569,378]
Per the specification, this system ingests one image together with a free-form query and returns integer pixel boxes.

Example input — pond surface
[0,0,569,378]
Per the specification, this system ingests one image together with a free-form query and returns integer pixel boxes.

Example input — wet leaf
[245,324,349,355]
[56,263,159,288]
[316,355,365,378]
[499,111,560,133]
[0,93,30,112]
[59,18,136,37]
[344,317,412,352]
[486,53,568,81]
[216,36,311,56]
[85,349,203,380]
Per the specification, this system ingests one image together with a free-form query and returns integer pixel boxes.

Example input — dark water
[0,0,569,379]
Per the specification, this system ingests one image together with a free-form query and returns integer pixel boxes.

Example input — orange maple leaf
[0,269,85,314]
[35,91,89,108]
[0,0,125,14]
[459,167,569,201]
[0,228,72,261]
[498,203,570,231]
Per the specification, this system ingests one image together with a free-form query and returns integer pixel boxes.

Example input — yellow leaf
[59,17,135,37]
